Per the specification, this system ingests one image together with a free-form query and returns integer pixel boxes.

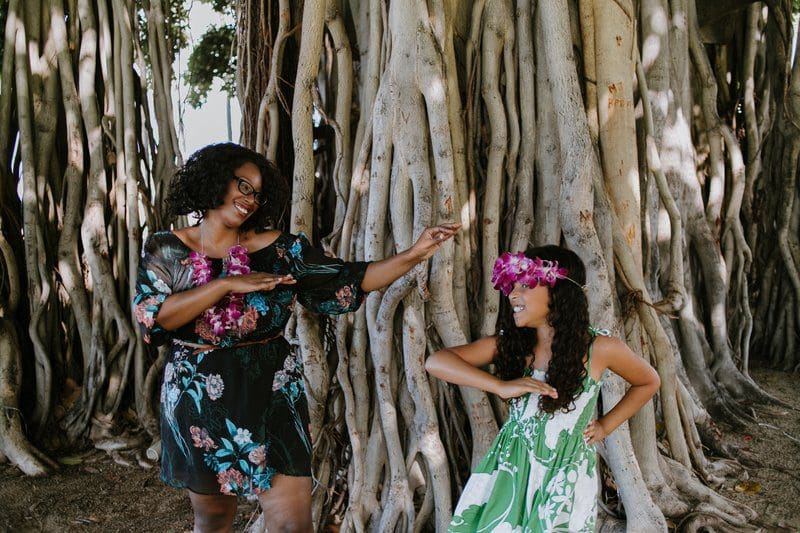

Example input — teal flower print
[246,292,270,314]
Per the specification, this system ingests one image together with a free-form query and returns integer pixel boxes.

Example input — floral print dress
[449,330,608,532]
[133,231,368,497]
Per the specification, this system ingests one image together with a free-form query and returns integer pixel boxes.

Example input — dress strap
[586,326,610,379]
[588,326,611,338]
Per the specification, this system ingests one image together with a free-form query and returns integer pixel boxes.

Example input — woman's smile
[233,199,253,218]
[223,162,263,224]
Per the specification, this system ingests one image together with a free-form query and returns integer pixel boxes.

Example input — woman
[425,245,660,532]
[133,143,458,532]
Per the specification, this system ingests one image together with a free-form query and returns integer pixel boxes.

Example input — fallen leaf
[743,436,752,443]
[57,455,83,466]
[733,481,761,494]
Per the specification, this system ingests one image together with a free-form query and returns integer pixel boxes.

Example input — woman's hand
[583,420,608,445]
[360,223,461,292]
[410,223,461,261]
[493,377,558,400]
[225,272,296,293]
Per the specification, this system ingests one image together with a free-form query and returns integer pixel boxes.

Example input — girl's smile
[509,282,551,328]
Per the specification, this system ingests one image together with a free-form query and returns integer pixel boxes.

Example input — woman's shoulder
[144,230,186,255]
[243,229,286,251]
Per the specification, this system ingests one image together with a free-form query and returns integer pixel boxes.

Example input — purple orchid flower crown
[491,252,581,296]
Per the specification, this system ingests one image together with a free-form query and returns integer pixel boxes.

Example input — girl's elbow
[424,354,437,374]
[425,352,445,376]
[649,370,661,394]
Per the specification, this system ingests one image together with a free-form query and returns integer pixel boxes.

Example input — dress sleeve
[133,233,175,345]
[285,232,370,315]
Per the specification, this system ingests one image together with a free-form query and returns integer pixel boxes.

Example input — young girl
[426,245,660,532]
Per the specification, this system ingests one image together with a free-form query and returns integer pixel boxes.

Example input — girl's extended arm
[583,336,660,444]
[425,337,558,399]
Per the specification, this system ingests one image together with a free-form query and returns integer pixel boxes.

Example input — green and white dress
[449,333,606,532]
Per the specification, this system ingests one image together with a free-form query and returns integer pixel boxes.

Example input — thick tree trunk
[1,0,180,469]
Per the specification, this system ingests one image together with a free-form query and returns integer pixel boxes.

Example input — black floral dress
[132,231,368,497]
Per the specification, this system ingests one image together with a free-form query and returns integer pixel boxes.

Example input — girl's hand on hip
[410,223,461,261]
[494,377,558,400]
[583,420,608,445]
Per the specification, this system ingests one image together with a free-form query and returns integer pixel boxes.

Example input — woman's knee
[266,515,313,533]
[258,475,312,532]
[260,499,312,533]
[188,491,237,533]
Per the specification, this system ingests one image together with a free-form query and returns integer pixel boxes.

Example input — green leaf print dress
[449,330,607,532]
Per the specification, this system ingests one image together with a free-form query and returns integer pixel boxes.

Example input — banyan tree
[1,0,798,531]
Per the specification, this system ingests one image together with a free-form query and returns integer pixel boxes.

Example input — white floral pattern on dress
[205,374,224,401]
[234,428,253,446]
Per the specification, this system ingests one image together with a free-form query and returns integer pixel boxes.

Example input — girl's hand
[224,272,296,293]
[494,377,558,400]
[410,223,461,261]
[583,420,608,445]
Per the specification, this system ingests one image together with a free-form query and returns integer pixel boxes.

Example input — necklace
[188,224,251,337]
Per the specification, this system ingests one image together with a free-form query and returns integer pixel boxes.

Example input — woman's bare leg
[188,490,237,533]
[257,474,313,533]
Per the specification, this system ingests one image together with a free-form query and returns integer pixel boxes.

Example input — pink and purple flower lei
[189,244,251,337]
[491,252,570,296]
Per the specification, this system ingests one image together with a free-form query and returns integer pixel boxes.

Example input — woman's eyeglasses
[236,177,267,206]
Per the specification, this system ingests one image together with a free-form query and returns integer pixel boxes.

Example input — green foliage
[199,0,234,17]
[137,1,190,72]
[794,0,800,13]
[184,24,236,109]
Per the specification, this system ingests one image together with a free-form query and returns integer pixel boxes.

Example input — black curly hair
[165,142,289,232]
[494,245,592,414]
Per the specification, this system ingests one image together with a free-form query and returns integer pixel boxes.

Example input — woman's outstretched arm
[360,223,460,292]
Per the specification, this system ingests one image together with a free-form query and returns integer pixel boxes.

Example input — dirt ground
[721,367,800,532]
[0,451,261,532]
[0,366,797,532]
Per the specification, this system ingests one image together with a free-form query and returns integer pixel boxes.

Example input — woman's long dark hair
[495,245,591,414]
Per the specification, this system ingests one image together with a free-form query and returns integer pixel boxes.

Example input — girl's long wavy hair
[494,245,591,414]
